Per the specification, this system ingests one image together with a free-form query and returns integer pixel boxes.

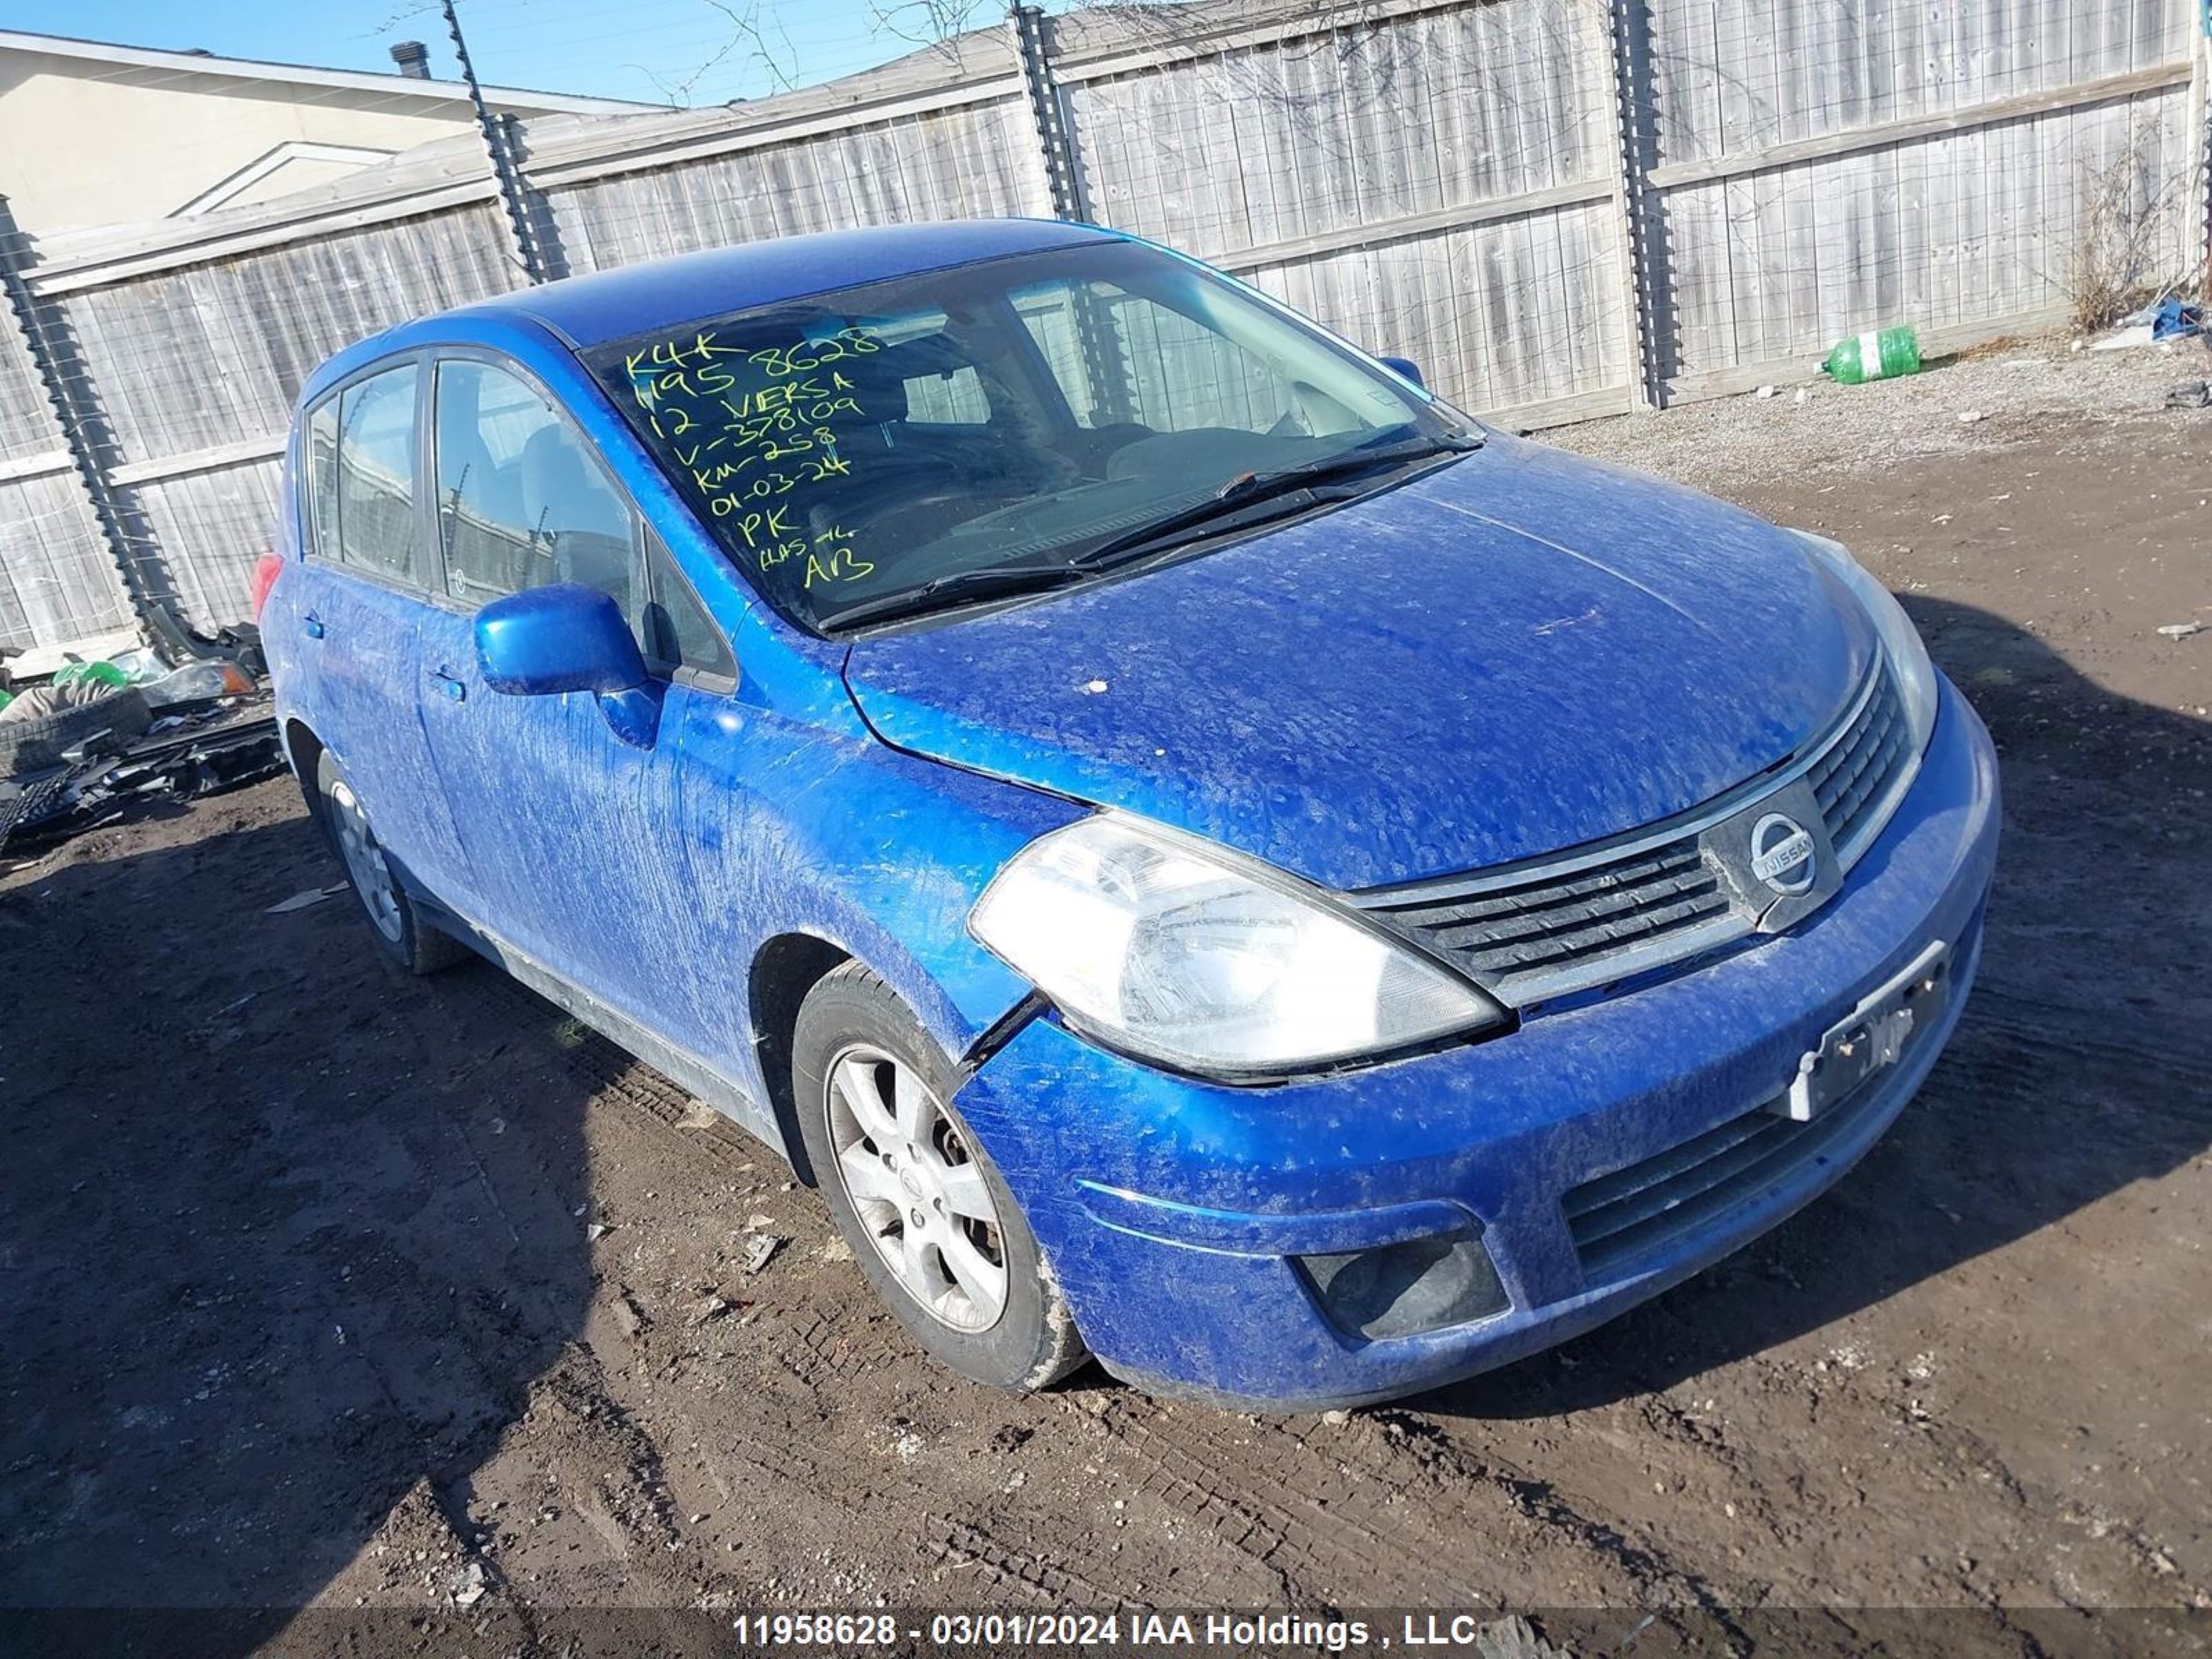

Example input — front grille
[0,767,71,850]
[1562,903,1979,1282]
[1809,663,1910,856]
[1562,1080,1891,1282]
[1355,654,1918,1004]
[1362,840,1734,986]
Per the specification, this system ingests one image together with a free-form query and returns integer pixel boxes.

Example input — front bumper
[953,677,2000,1409]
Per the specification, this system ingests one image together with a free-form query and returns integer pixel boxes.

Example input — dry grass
[2067,135,2186,335]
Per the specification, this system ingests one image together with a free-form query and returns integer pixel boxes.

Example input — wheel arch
[281,716,324,782]
[747,930,854,1186]
[282,717,331,833]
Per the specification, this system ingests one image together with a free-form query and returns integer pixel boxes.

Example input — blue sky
[8,0,1009,107]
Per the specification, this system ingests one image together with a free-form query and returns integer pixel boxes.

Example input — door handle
[302,612,325,639]
[429,667,467,704]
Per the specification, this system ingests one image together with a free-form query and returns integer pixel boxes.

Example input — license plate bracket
[1778,939,1951,1123]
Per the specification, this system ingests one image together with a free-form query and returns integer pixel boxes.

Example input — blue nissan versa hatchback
[263,220,1998,1409]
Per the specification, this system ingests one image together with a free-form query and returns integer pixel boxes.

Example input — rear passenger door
[295,359,471,903]
[415,353,736,1056]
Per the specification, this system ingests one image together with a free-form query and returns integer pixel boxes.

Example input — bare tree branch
[641,0,803,107]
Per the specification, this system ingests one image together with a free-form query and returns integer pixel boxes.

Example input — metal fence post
[1009,3,1131,420]
[2197,0,2211,306]
[444,0,549,284]
[500,113,570,281]
[1011,3,1082,222]
[1603,0,1667,409]
[0,196,156,651]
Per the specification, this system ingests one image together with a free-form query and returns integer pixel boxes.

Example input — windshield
[584,239,1474,632]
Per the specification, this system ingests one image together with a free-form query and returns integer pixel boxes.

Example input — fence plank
[0,0,2204,654]
[1649,58,2192,187]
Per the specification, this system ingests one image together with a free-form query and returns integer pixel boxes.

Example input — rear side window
[332,364,423,583]
[433,358,638,624]
[304,397,339,560]
[1015,280,1297,435]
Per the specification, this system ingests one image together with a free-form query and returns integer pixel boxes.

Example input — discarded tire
[0,686,151,776]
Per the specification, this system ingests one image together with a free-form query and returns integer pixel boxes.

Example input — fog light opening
[1297,1231,1508,1342]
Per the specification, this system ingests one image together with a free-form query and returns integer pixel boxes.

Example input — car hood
[841,435,1877,891]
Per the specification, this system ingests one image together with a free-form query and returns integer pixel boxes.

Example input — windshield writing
[588,241,1465,632]
[616,326,890,597]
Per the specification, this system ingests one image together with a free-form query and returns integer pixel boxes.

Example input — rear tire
[312,751,466,976]
[793,962,1087,1392]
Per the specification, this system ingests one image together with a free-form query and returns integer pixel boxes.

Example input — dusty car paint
[845,436,1878,888]
[263,218,1998,1407]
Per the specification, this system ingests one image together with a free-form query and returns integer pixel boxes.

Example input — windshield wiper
[1067,428,1482,572]
[817,427,1483,632]
[816,560,1086,630]
[1215,427,1485,509]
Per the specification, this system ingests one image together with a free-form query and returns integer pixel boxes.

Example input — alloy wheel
[823,1043,1009,1333]
[327,778,403,944]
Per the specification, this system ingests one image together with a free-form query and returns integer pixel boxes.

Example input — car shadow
[0,803,603,1649]
[1416,592,2212,1419]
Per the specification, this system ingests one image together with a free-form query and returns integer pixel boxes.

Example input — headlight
[1791,530,1938,755]
[970,815,1508,1078]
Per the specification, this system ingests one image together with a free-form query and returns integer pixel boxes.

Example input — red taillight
[250,551,285,622]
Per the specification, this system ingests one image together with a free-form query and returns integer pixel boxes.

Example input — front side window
[433,357,638,622]
[643,533,735,684]
[585,239,1470,633]
[332,364,422,583]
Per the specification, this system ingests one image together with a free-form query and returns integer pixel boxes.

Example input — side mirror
[1378,355,1425,390]
[475,583,659,749]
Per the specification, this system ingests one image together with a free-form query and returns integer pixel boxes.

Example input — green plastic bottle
[52,659,128,691]
[1821,324,1921,384]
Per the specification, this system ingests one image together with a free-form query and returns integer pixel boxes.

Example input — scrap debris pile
[0,639,285,854]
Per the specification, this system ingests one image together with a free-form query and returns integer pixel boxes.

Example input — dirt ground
[3,340,2207,1656]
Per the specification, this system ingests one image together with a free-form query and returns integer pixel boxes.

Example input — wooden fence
[1,0,2202,660]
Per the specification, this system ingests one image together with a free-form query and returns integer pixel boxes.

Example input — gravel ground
[1550,335,2212,498]
[3,339,2208,1658]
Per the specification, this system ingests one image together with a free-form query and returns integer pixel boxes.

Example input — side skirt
[412,889,789,1161]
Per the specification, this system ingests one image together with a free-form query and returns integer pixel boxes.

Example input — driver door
[413,353,731,1056]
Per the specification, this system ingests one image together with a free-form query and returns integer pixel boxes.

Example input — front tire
[793,962,1086,1391]
[313,751,466,976]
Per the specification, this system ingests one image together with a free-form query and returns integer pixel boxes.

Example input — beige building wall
[0,39,644,237]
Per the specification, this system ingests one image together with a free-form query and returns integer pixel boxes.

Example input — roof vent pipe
[389,41,432,79]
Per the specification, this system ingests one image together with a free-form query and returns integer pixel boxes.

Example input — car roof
[457,218,1122,350]
[299,218,1132,407]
